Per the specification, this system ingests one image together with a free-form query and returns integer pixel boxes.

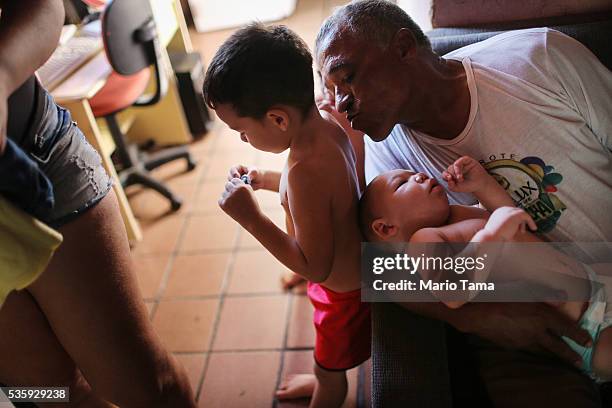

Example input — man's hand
[442,156,490,193]
[458,302,592,366]
[227,165,267,191]
[483,206,537,240]
[219,177,262,228]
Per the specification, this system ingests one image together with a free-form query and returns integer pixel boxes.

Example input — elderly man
[316,0,612,406]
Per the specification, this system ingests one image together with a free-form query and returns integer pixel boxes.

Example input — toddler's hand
[484,206,537,241]
[219,178,262,228]
[227,165,266,191]
[442,156,489,193]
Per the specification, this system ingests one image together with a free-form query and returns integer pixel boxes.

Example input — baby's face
[371,170,450,233]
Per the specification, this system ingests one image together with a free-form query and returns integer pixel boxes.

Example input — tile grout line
[173,346,314,355]
[148,174,210,319]
[148,124,221,319]
[194,190,244,402]
[178,124,238,403]
[139,124,221,403]
[272,288,295,408]
[153,291,288,302]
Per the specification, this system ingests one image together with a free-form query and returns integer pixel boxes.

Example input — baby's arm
[229,165,281,192]
[443,156,515,212]
[410,208,537,309]
[410,222,479,309]
[220,162,334,283]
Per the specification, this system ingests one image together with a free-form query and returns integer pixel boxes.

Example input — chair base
[105,114,196,212]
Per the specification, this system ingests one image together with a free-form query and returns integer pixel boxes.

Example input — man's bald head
[315,0,430,62]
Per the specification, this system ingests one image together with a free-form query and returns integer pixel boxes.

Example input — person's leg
[0,291,112,407]
[26,189,195,407]
[472,336,602,408]
[275,365,348,408]
[276,374,316,400]
[310,364,347,408]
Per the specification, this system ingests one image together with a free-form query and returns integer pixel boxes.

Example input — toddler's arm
[220,163,334,283]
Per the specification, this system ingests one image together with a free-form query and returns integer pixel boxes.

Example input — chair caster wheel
[186,158,197,172]
[170,198,182,211]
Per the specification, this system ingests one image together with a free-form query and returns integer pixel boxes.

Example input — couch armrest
[371,302,452,408]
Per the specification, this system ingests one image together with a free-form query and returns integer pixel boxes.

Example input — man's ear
[391,28,417,62]
[372,218,398,240]
[266,109,290,131]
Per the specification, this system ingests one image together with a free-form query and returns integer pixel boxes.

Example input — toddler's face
[371,170,450,234]
[215,103,289,153]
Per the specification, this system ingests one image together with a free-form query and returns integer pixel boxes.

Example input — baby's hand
[219,178,262,228]
[484,206,537,241]
[442,156,490,193]
[227,165,266,191]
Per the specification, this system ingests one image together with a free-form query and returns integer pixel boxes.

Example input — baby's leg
[592,327,612,381]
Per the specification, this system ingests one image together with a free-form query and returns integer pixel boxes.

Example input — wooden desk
[49,0,194,244]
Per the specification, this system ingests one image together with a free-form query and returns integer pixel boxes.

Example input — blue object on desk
[0,138,54,219]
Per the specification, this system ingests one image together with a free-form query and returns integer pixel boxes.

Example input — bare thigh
[26,190,190,406]
[0,290,79,387]
[0,291,111,407]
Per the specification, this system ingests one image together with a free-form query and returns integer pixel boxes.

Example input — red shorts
[307,282,371,371]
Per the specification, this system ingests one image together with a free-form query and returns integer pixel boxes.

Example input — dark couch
[371,18,612,408]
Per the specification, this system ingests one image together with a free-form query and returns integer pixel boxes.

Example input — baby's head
[359,170,450,242]
[203,23,315,153]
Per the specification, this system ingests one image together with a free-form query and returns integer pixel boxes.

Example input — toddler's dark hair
[203,23,315,119]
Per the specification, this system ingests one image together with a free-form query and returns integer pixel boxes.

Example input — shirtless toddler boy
[203,23,368,407]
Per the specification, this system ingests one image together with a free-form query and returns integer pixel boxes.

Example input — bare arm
[220,163,334,283]
[0,0,64,151]
[443,156,515,212]
[398,300,592,365]
[261,170,281,192]
[404,214,589,364]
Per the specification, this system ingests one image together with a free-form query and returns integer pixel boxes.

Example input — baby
[203,23,368,407]
[360,156,611,381]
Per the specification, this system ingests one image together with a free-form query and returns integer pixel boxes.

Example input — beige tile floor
[127,1,371,406]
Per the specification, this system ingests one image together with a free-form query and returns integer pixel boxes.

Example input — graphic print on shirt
[480,156,566,233]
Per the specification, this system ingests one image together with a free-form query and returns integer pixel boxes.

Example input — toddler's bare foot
[281,272,306,291]
[275,374,316,400]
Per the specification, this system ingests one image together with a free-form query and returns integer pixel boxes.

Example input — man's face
[318,33,406,141]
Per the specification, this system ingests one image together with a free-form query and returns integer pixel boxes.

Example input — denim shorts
[27,93,113,228]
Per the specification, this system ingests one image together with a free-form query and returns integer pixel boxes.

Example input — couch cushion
[427,20,612,70]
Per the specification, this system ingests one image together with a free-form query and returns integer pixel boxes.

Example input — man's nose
[335,89,352,113]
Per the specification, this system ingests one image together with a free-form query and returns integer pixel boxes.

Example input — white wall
[189,0,298,33]
[397,0,433,32]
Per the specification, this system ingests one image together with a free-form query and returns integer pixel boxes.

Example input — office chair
[89,0,196,211]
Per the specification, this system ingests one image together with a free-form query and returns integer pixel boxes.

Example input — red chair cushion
[90,68,151,117]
